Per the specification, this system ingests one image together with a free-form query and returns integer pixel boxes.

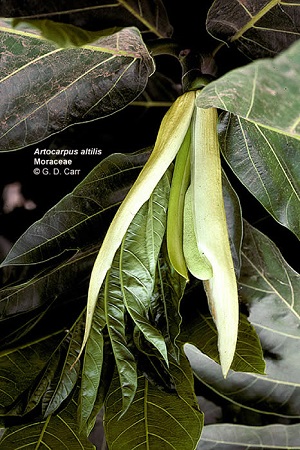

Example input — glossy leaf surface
[104,355,203,450]
[0,397,95,449]
[198,41,300,238]
[188,222,300,418]
[207,0,300,58]
[198,423,300,449]
[0,23,154,151]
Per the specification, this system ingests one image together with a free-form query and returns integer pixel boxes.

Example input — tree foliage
[0,1,299,449]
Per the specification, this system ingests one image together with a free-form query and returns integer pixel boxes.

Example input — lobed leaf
[0,24,155,151]
[207,0,300,59]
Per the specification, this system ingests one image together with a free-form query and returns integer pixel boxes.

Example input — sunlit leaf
[187,222,300,418]
[120,172,171,363]
[78,298,105,435]
[207,0,300,58]
[0,23,154,151]
[197,41,300,238]
[198,423,300,449]
[105,249,138,413]
[104,355,203,450]
[0,397,95,449]
[12,19,120,48]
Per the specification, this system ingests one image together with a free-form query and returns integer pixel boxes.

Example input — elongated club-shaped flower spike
[77,91,196,362]
[191,98,239,377]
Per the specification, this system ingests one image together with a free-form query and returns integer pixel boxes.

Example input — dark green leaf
[219,113,300,238]
[0,248,96,348]
[12,19,120,48]
[197,41,300,237]
[120,172,171,363]
[0,0,173,39]
[104,355,203,450]
[187,222,300,418]
[198,423,300,449]
[0,23,154,151]
[1,151,150,267]
[41,321,83,417]
[207,0,300,58]
[0,335,63,415]
[105,250,138,413]
[154,243,186,361]
[183,312,265,376]
[78,299,105,435]
[0,397,95,449]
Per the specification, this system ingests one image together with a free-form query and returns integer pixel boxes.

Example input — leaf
[0,24,155,151]
[120,172,171,363]
[104,356,203,450]
[197,41,300,238]
[187,222,300,418]
[1,151,150,267]
[154,243,186,362]
[78,298,105,435]
[198,423,300,449]
[0,0,173,39]
[207,0,300,59]
[219,112,300,238]
[0,247,96,349]
[105,250,138,413]
[197,40,300,141]
[12,19,121,48]
[0,397,95,449]
[183,312,265,376]
[0,335,63,415]
[41,321,83,417]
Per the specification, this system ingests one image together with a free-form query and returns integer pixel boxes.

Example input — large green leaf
[120,172,171,363]
[198,423,300,449]
[187,221,300,418]
[197,41,300,237]
[0,335,63,415]
[0,151,149,267]
[207,0,300,59]
[104,355,203,450]
[183,312,265,376]
[0,23,154,151]
[0,396,95,449]
[0,0,173,39]
[78,295,105,435]
[105,250,138,413]
[0,247,96,349]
